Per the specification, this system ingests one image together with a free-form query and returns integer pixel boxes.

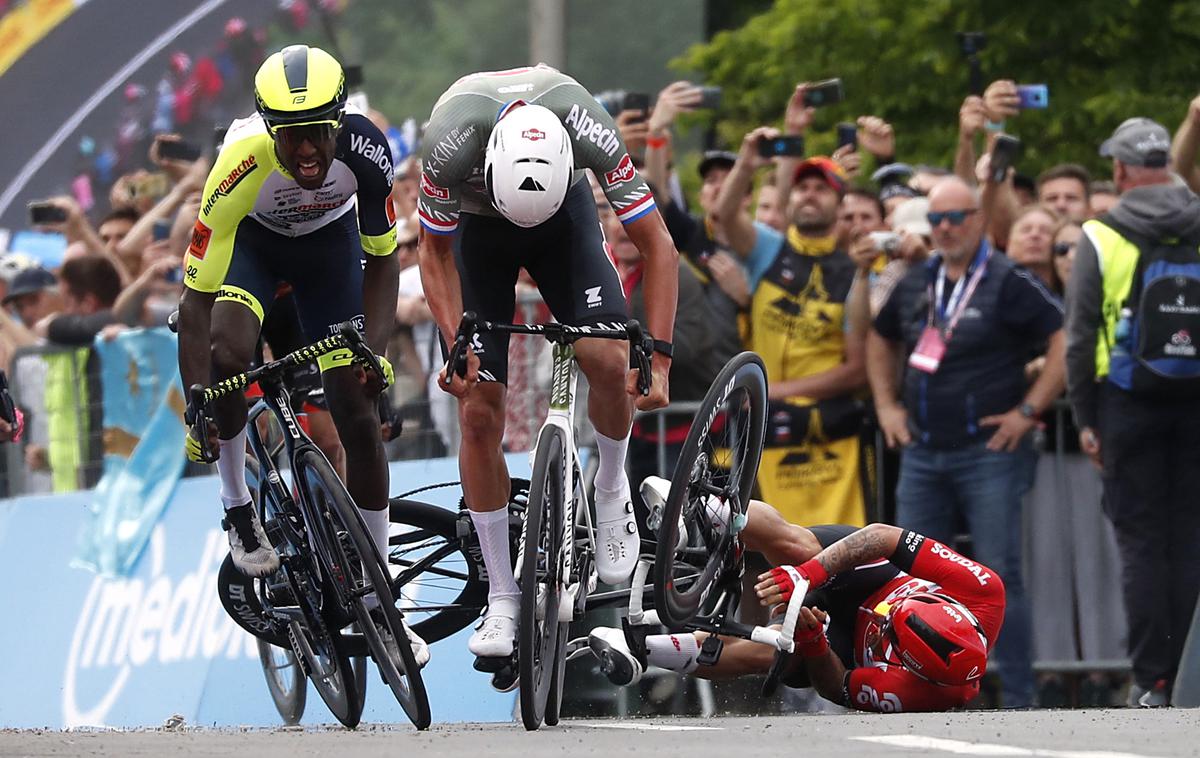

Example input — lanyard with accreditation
[909,242,992,374]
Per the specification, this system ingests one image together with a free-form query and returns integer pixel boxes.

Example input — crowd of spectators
[3,25,1199,709]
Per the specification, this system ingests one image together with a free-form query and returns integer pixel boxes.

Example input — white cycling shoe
[589,626,644,686]
[372,610,431,670]
[640,475,730,548]
[594,479,639,585]
[223,502,281,578]
[469,597,518,658]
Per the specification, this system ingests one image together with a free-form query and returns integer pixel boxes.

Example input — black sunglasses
[1052,241,1077,257]
[275,122,340,151]
[926,208,977,227]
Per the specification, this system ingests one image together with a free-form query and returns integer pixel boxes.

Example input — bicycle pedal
[473,653,515,674]
[697,635,724,667]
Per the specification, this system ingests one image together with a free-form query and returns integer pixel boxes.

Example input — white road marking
[0,0,228,219]
[574,721,722,731]
[853,735,1163,758]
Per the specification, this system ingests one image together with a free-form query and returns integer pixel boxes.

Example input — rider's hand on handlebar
[355,354,394,396]
[438,346,480,398]
[755,562,826,607]
[628,357,670,411]
[184,420,219,463]
[793,607,830,656]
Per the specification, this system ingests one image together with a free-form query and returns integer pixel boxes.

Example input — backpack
[1101,215,1200,396]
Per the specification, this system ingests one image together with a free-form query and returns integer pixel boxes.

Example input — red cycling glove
[766,559,830,603]
[793,620,830,658]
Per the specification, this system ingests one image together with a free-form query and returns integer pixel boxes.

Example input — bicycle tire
[519,427,567,731]
[244,455,364,727]
[296,449,431,730]
[256,638,307,725]
[387,498,488,643]
[653,351,767,628]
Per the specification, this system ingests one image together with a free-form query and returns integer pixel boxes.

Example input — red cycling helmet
[883,592,988,686]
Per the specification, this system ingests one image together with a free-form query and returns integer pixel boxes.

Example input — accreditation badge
[908,326,946,374]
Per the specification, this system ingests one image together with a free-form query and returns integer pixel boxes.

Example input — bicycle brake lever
[625,320,652,396]
[444,311,477,385]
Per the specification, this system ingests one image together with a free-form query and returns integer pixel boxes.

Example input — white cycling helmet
[484,103,574,228]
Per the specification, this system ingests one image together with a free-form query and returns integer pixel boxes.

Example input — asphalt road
[2,710,1197,758]
[0,0,277,229]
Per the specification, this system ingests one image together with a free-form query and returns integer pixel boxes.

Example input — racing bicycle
[196,322,430,729]
[443,311,654,730]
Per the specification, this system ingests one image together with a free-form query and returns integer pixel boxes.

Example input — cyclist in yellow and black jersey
[176,46,401,596]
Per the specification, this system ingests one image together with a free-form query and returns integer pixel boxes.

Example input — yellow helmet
[254,45,346,133]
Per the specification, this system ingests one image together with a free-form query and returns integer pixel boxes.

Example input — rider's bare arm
[810,522,902,577]
[624,211,679,344]
[417,229,464,351]
[177,287,217,396]
[363,251,399,356]
[803,645,850,705]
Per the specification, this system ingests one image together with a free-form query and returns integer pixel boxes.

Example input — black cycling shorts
[217,211,365,368]
[257,290,327,410]
[453,179,628,385]
[781,524,902,688]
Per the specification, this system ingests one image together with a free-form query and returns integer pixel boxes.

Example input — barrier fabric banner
[75,328,186,576]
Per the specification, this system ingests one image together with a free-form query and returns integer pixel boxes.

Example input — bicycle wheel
[519,426,567,731]
[256,638,306,725]
[654,351,767,628]
[387,499,489,643]
[246,455,364,727]
[296,449,431,729]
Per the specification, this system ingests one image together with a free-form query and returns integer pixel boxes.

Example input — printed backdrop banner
[75,328,186,576]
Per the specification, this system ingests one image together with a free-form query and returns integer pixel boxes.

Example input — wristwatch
[1018,402,1037,419]
[652,339,674,359]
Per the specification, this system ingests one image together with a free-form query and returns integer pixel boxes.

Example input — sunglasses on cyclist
[273,122,340,151]
[1052,241,1077,257]
[926,209,977,227]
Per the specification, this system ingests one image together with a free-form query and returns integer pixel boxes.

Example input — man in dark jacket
[1066,117,1200,707]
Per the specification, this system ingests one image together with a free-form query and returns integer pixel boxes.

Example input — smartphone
[157,139,202,162]
[698,85,722,110]
[803,78,843,107]
[989,135,1023,184]
[868,230,901,254]
[622,92,651,119]
[757,135,806,158]
[152,219,172,242]
[28,201,67,225]
[1016,84,1049,109]
[130,172,169,200]
[836,122,858,151]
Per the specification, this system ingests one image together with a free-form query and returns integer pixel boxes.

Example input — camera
[868,231,901,254]
[956,31,987,56]
[28,201,68,225]
[803,78,843,108]
[757,135,806,158]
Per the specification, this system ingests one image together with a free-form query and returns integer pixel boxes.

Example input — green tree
[678,0,1200,178]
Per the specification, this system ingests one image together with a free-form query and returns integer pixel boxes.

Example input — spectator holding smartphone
[714,123,869,528]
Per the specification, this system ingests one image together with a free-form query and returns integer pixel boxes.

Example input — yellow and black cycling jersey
[183,106,397,293]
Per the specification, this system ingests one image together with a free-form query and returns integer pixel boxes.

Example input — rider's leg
[305,407,347,481]
[210,299,262,508]
[740,500,824,567]
[322,362,390,559]
[575,337,639,584]
[459,382,521,656]
[211,298,280,576]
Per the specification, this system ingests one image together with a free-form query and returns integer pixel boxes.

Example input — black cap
[2,266,56,304]
[698,150,738,179]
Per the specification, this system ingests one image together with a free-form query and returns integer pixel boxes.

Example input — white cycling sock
[593,431,630,498]
[217,427,251,510]
[358,506,390,611]
[359,505,390,563]
[645,633,701,673]
[469,507,520,604]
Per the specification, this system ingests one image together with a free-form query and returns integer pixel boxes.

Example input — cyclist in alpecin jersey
[417,64,680,670]
[589,483,1004,713]
[176,46,404,643]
